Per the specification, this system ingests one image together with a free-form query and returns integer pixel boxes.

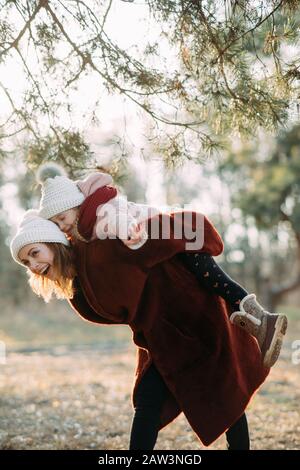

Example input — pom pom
[36,162,68,184]
[20,209,40,226]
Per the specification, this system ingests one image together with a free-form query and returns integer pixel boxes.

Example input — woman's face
[18,243,56,280]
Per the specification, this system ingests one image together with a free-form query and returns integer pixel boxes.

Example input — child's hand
[122,222,147,247]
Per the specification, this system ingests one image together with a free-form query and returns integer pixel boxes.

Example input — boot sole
[263,315,288,368]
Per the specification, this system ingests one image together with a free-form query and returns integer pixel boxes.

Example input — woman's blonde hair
[28,243,76,302]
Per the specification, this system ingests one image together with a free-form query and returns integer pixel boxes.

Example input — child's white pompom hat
[37,163,85,219]
[10,209,70,265]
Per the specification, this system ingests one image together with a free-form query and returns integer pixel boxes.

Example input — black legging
[180,253,248,310]
[129,363,250,450]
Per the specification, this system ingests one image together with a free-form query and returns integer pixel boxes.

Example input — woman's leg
[129,363,169,450]
[181,252,248,310]
[130,363,249,450]
[225,413,250,450]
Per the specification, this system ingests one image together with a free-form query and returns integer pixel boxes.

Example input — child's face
[19,243,55,279]
[51,208,79,236]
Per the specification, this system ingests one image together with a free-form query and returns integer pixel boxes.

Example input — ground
[0,335,299,450]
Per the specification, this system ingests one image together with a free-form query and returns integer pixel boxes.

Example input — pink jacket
[76,172,159,248]
[76,172,113,197]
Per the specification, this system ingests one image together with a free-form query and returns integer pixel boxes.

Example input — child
[37,163,157,249]
[37,163,287,368]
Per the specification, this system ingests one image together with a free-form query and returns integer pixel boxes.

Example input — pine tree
[0,1,300,166]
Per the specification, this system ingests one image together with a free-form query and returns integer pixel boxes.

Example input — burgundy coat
[68,212,269,446]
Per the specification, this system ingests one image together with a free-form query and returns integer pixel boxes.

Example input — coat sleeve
[68,277,116,325]
[99,196,138,240]
[119,211,224,269]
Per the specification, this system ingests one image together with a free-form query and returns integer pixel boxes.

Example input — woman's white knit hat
[37,163,85,219]
[10,209,70,265]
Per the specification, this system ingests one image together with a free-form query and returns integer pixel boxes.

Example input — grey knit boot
[230,294,288,368]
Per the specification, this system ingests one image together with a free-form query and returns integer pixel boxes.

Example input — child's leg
[129,363,169,450]
[181,252,248,310]
[225,413,250,450]
[180,252,288,369]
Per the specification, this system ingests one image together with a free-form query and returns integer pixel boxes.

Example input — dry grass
[0,334,299,450]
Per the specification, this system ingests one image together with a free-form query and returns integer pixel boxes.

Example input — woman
[10,209,269,449]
